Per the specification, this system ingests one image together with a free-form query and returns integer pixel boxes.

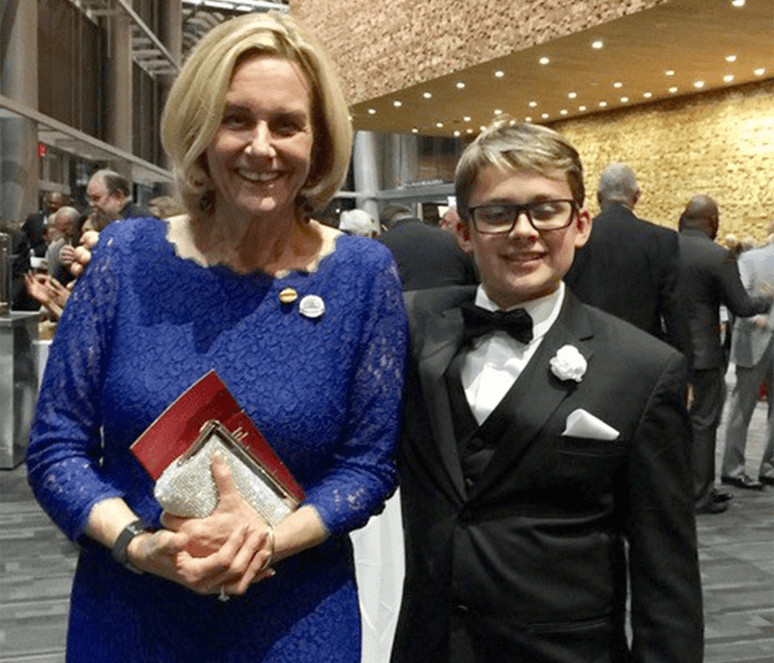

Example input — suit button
[464,477,474,489]
[452,604,470,617]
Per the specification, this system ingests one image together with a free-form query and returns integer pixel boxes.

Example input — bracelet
[261,525,275,572]
[111,519,148,575]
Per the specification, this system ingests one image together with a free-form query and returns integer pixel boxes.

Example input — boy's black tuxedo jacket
[392,286,703,663]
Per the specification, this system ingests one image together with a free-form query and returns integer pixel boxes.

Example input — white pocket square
[562,408,620,441]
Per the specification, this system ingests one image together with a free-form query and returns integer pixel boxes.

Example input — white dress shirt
[462,282,565,424]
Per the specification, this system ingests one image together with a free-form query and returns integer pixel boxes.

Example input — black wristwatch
[111,519,148,574]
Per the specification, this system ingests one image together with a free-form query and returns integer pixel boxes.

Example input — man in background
[677,195,772,513]
[23,191,64,257]
[566,163,688,355]
[86,169,150,222]
[379,204,477,290]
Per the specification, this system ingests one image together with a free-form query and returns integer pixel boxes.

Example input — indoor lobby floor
[1,382,773,662]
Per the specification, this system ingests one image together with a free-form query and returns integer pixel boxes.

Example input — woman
[26,13,407,662]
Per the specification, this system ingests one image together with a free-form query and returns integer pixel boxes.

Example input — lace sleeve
[303,253,408,536]
[26,228,122,542]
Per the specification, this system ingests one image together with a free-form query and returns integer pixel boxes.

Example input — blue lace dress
[26,217,408,662]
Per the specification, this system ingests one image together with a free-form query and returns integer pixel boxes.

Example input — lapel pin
[278,287,298,305]
[299,294,325,319]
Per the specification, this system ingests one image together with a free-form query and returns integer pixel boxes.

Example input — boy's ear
[453,217,474,254]
[573,208,592,249]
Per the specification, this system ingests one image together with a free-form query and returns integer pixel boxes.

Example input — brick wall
[553,79,774,242]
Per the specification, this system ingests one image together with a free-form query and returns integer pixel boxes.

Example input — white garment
[462,283,565,424]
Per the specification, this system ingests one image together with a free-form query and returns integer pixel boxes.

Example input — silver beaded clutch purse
[154,420,299,526]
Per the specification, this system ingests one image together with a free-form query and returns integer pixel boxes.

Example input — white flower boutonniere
[550,345,587,383]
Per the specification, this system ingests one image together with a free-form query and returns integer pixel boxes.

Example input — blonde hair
[455,117,585,220]
[161,12,352,219]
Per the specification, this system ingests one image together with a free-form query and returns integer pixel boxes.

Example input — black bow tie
[461,302,534,345]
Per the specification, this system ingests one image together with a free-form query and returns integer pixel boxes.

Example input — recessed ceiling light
[592,40,604,49]
[578,106,587,111]
[560,109,568,115]
[529,101,538,107]
[393,100,403,107]
[568,92,577,99]
[643,91,653,98]
[599,101,607,107]
[669,86,678,93]
[525,116,532,122]
[732,0,745,7]
[754,68,766,76]
[411,128,418,133]
[480,125,486,131]
[726,54,737,62]
[620,97,629,103]
[613,82,623,88]
[436,122,444,128]
[539,57,550,65]
[494,109,502,115]
[694,81,705,89]
[724,74,735,83]
[541,113,549,119]
[368,108,376,115]
[463,116,472,122]
[466,128,473,134]
[422,92,432,99]
[456,82,465,89]
[665,70,675,76]
[453,131,461,137]
[494,70,505,78]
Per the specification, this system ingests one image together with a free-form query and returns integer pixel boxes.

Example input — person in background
[26,12,407,662]
[379,203,477,290]
[438,207,461,233]
[45,206,80,285]
[676,195,772,513]
[339,208,379,238]
[565,162,689,356]
[86,169,151,221]
[393,118,703,663]
[23,191,64,257]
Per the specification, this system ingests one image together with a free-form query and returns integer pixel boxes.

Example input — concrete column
[352,131,380,222]
[0,0,39,225]
[107,12,133,171]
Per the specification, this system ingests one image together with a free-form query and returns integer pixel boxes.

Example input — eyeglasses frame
[468,199,579,234]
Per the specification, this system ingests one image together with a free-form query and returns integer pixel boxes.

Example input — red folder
[130,370,304,502]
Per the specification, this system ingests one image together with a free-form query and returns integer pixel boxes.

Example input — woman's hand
[161,455,275,592]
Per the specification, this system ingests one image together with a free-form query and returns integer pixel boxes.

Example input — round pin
[278,287,298,305]
[299,294,325,319]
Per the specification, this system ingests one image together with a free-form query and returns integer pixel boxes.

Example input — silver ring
[218,585,230,602]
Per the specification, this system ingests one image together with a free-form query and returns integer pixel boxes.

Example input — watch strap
[111,519,147,574]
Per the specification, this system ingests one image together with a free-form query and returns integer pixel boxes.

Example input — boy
[393,119,703,663]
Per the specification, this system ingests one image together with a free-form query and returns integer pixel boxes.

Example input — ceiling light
[643,91,653,98]
[665,69,675,76]
[724,74,735,83]
[560,109,568,115]
[599,101,607,107]
[568,92,577,99]
[463,116,471,122]
[693,81,705,89]
[578,106,587,111]
[466,129,473,134]
[592,40,604,49]
[539,57,550,65]
[393,100,402,107]
[731,0,745,6]
[480,125,486,131]
[453,131,461,137]
[669,86,678,93]
[620,97,629,103]
[411,128,418,134]
[613,82,623,88]
[541,113,549,119]
[422,92,432,99]
[494,70,505,78]
[493,109,502,115]
[754,68,766,76]
[525,116,532,122]
[368,108,376,115]
[529,101,538,107]
[726,54,737,62]
[436,122,444,128]
[456,82,465,89]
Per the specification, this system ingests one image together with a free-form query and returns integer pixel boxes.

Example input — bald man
[677,195,772,514]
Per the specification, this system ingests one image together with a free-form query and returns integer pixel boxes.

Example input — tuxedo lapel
[416,304,469,499]
[471,293,595,499]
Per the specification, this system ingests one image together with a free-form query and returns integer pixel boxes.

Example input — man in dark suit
[22,191,64,257]
[565,163,688,354]
[86,169,151,222]
[378,204,477,290]
[392,119,703,663]
[677,196,772,513]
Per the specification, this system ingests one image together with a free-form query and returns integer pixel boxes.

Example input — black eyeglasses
[468,200,578,234]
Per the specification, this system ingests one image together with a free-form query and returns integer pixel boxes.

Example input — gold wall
[553,79,774,242]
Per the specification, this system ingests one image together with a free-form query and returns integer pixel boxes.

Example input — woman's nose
[247,123,275,157]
